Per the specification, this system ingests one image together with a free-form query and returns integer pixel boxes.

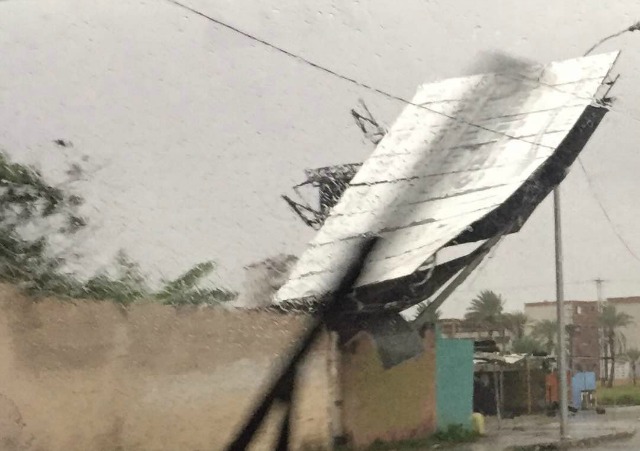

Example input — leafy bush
[597,385,640,406]
[432,424,478,443]
[154,261,236,306]
[336,424,478,450]
[0,150,235,305]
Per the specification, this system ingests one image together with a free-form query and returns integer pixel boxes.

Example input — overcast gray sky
[3,0,640,317]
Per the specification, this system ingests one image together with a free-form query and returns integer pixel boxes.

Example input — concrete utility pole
[552,17,640,444]
[595,278,607,384]
[595,278,605,303]
[554,187,569,440]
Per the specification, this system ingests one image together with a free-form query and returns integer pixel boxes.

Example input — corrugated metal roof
[276,52,619,304]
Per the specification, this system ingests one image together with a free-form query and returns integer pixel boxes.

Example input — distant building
[524,297,640,380]
[439,318,515,351]
[525,301,600,375]
[608,297,640,357]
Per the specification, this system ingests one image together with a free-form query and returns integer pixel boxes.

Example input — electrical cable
[576,159,640,264]
[167,0,640,133]
[165,0,564,149]
[584,22,640,56]
[168,1,640,288]
[573,22,640,265]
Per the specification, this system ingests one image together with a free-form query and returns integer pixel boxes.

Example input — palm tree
[532,319,557,355]
[155,261,236,306]
[464,290,505,339]
[600,304,634,387]
[624,348,640,385]
[502,312,529,340]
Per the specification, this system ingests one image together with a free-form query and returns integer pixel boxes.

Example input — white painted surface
[276,52,618,303]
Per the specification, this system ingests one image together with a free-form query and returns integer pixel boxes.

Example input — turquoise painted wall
[436,329,474,429]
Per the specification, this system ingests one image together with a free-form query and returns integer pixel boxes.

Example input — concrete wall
[339,328,436,448]
[436,335,473,429]
[0,284,332,451]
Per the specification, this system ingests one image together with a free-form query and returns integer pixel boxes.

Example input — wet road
[450,406,640,451]
[449,432,640,451]
[591,434,640,450]
[587,407,640,450]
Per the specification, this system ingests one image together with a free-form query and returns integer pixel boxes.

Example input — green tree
[0,151,86,293]
[0,151,236,306]
[532,319,557,354]
[155,261,236,306]
[511,334,544,354]
[600,304,634,387]
[82,250,149,305]
[502,311,529,340]
[624,348,640,386]
[464,290,504,338]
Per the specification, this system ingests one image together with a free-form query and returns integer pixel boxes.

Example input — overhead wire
[501,72,640,125]
[576,159,640,264]
[166,0,640,135]
[584,22,640,56]
[165,0,561,150]
[168,1,640,288]
[574,22,640,265]
[164,0,566,307]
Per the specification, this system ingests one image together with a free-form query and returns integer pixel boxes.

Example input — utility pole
[554,187,569,440]
[595,278,605,303]
[595,278,607,384]
[551,18,640,444]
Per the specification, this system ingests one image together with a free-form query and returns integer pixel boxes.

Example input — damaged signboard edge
[276,52,618,309]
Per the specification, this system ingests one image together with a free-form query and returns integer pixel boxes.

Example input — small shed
[474,353,553,416]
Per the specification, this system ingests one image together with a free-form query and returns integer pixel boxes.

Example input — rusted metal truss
[282,162,362,229]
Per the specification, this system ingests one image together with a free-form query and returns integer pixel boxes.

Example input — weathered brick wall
[339,328,436,448]
[0,284,332,451]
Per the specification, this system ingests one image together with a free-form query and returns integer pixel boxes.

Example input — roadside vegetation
[597,384,640,406]
[335,424,479,450]
[0,149,235,305]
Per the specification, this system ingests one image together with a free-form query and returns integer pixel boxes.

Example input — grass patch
[337,424,479,450]
[431,424,479,444]
[597,384,640,406]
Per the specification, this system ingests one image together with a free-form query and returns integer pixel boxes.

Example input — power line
[502,72,640,125]
[584,22,640,56]
[167,0,640,133]
[165,0,566,150]
[503,20,640,125]
[171,2,640,269]
[576,158,640,264]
